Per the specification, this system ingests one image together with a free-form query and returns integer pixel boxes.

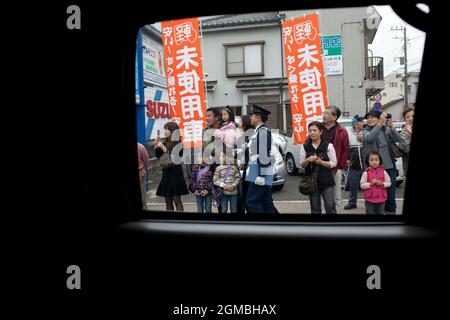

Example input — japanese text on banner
[282,14,328,144]
[161,18,207,148]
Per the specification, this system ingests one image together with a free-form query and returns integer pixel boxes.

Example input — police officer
[245,104,278,214]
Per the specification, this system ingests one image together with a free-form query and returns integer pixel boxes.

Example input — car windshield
[137,4,423,215]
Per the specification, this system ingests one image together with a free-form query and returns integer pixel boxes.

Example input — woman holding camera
[399,106,415,176]
[362,109,402,214]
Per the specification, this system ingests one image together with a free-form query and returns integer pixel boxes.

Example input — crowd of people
[139,103,414,215]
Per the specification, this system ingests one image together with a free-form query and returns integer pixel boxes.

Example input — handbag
[390,142,404,158]
[384,127,404,159]
[159,151,174,169]
[298,163,320,195]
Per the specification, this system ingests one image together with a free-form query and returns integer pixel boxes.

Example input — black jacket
[304,140,335,190]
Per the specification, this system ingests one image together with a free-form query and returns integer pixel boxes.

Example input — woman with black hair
[299,121,338,214]
[155,121,189,211]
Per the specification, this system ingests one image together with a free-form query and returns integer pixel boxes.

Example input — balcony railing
[366,56,384,81]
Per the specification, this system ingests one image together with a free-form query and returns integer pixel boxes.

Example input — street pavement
[145,164,405,214]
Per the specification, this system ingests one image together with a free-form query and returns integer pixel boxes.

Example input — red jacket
[313,122,349,172]
[362,167,388,204]
[330,123,349,172]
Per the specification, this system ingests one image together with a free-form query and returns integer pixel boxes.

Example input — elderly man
[321,105,350,211]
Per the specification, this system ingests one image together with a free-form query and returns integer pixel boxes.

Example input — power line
[391,26,409,107]
[382,46,404,60]
[408,34,426,41]
[382,46,406,69]
[408,61,422,67]
[372,28,395,48]
[375,36,400,56]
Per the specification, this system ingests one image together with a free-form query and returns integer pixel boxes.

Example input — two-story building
[200,7,383,131]
[370,71,420,120]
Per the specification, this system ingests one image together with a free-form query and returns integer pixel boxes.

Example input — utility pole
[392,26,408,108]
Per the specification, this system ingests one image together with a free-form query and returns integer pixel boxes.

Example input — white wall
[202,25,283,108]
[201,6,373,125]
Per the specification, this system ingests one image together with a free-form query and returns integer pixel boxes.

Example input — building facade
[200,7,382,131]
[141,26,172,144]
[370,71,420,120]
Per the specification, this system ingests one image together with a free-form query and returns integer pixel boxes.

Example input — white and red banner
[161,18,207,148]
[282,14,329,144]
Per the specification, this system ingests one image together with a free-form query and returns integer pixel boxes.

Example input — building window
[248,95,281,129]
[382,92,387,96]
[227,106,242,117]
[224,41,265,77]
[389,82,398,87]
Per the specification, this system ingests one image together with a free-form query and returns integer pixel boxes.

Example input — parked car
[271,132,288,191]
[236,115,288,190]
[393,121,405,133]
[236,131,287,191]
[282,117,405,187]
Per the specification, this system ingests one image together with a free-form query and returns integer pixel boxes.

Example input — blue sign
[136,29,146,145]
[154,90,162,102]
[146,118,155,142]
[373,102,382,110]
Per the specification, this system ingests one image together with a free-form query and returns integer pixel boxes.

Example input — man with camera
[362,109,402,214]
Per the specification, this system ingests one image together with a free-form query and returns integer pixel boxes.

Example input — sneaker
[344,204,357,210]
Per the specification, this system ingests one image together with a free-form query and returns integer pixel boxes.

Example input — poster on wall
[142,35,167,87]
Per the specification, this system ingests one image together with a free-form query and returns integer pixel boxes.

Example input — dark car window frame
[117,1,441,239]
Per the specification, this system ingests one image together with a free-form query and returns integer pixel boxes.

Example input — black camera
[386,113,392,119]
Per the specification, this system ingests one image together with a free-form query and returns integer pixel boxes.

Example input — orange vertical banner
[161,18,206,148]
[282,14,328,144]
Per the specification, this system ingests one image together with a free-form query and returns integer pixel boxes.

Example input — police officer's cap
[249,104,271,117]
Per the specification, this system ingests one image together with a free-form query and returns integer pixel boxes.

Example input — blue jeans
[196,194,212,213]
[384,168,397,214]
[365,201,385,214]
[220,194,237,214]
[348,168,363,207]
[246,183,278,213]
[309,186,336,214]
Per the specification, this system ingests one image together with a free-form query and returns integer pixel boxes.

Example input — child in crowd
[213,151,241,214]
[360,151,392,214]
[214,106,240,147]
[188,152,214,213]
